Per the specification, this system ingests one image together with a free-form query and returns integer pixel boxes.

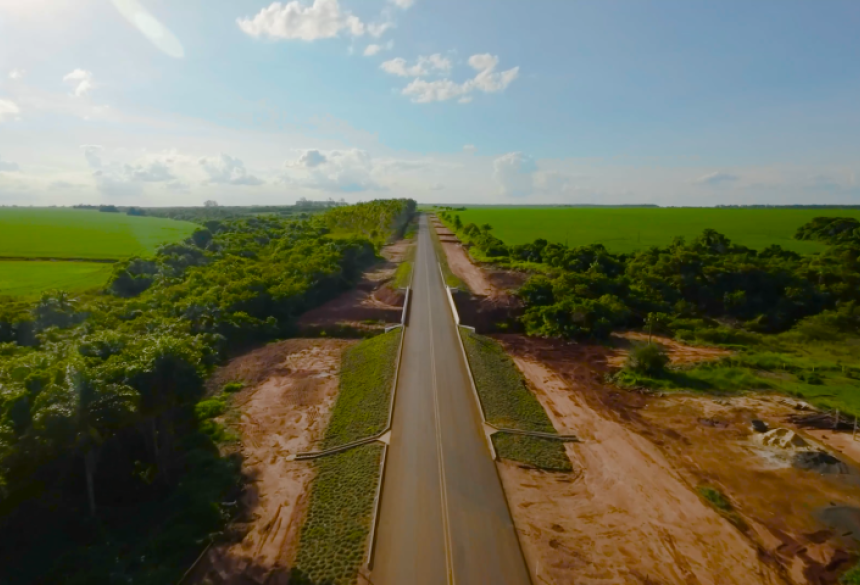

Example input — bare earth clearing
[496,334,860,585]
[431,218,525,298]
[191,339,356,585]
[297,239,409,334]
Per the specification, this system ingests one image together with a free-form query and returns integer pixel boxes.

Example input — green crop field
[0,208,197,296]
[0,261,114,298]
[0,208,197,259]
[450,207,860,254]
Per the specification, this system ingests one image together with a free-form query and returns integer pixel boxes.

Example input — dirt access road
[372,215,531,585]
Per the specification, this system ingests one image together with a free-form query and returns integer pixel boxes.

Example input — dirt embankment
[494,334,860,585]
[430,217,524,299]
[297,239,409,334]
[191,339,356,585]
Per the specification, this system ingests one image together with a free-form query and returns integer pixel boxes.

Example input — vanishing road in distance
[372,215,531,585]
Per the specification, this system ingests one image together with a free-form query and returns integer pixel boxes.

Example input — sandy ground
[494,335,860,585]
[191,339,356,585]
[430,217,522,299]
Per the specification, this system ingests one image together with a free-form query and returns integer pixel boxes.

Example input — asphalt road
[372,215,531,585]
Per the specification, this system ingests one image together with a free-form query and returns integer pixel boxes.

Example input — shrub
[626,343,669,377]
[222,382,244,393]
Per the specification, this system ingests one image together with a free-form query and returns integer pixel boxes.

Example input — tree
[204,200,219,208]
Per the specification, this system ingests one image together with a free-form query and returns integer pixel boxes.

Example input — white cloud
[127,160,175,182]
[0,157,20,172]
[8,69,25,80]
[458,96,473,104]
[363,40,394,57]
[199,153,264,186]
[399,53,518,104]
[0,99,20,122]
[63,69,95,97]
[294,149,328,167]
[467,54,519,93]
[430,183,444,191]
[237,0,369,41]
[389,0,414,8]
[381,53,452,77]
[494,152,537,197]
[367,21,394,38]
[463,144,477,153]
[694,171,739,185]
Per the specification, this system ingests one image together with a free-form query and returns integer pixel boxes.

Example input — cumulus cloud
[389,0,414,8]
[400,53,519,103]
[294,149,328,168]
[694,171,739,185]
[0,157,20,172]
[199,153,264,186]
[128,160,175,182]
[237,0,383,41]
[285,148,385,192]
[0,99,20,122]
[380,53,452,77]
[63,69,95,97]
[8,69,25,80]
[463,144,477,153]
[494,152,537,197]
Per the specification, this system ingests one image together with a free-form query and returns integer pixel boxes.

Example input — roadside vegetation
[429,215,466,289]
[460,328,570,470]
[492,433,572,471]
[292,444,383,585]
[0,199,415,583]
[322,328,401,449]
[441,211,860,417]
[293,327,404,584]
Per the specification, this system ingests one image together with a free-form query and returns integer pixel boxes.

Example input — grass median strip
[292,444,383,585]
[322,328,402,449]
[492,434,573,472]
[292,329,402,583]
[460,328,571,471]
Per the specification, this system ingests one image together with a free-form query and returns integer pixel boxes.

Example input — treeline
[323,198,417,247]
[439,212,860,341]
[0,199,414,584]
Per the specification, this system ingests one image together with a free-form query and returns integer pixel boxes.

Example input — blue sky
[1,0,859,206]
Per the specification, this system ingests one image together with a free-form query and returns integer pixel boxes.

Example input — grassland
[0,261,114,297]
[460,328,571,470]
[0,208,197,259]
[322,328,401,449]
[450,207,860,254]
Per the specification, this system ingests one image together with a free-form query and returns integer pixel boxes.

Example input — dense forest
[0,198,415,584]
[439,212,860,341]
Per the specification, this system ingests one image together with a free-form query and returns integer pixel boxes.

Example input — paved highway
[372,215,531,585]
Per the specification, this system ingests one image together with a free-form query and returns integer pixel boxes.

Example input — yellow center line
[423,223,455,585]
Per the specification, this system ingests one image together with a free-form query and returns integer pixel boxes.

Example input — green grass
[392,261,412,289]
[0,208,197,259]
[696,485,747,530]
[492,434,572,471]
[322,328,401,449]
[292,444,383,585]
[451,207,860,254]
[0,261,114,297]
[460,328,555,432]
